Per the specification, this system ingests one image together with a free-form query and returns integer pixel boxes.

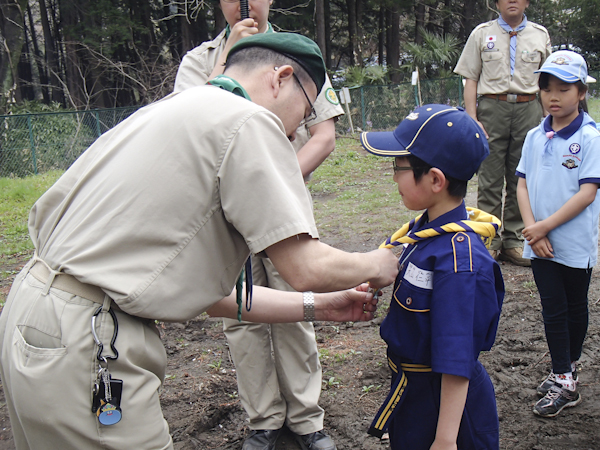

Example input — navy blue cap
[360,104,489,181]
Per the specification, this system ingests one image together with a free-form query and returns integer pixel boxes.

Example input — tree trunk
[378,3,385,65]
[346,0,361,66]
[38,0,62,103]
[315,0,326,63]
[0,0,27,112]
[324,0,332,70]
[389,3,400,83]
[415,0,425,45]
[26,3,48,102]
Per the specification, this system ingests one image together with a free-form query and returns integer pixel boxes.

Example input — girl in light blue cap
[516,50,600,417]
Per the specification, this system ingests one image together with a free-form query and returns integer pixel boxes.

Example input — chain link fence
[0,107,138,177]
[2,72,600,177]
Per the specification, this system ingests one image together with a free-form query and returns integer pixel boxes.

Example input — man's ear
[271,65,294,98]
[429,168,448,193]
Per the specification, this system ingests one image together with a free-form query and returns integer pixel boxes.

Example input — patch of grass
[0,171,62,257]
[308,138,414,242]
[588,97,600,122]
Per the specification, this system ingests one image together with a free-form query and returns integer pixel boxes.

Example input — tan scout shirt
[29,87,318,321]
[174,29,344,164]
[454,19,551,95]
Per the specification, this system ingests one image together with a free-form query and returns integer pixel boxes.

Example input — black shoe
[537,369,578,397]
[242,429,283,450]
[533,382,582,418]
[295,430,336,450]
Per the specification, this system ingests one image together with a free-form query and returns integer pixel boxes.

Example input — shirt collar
[207,75,251,100]
[498,14,527,32]
[414,201,468,232]
[543,111,585,140]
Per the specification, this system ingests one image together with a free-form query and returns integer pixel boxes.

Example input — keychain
[91,305,123,426]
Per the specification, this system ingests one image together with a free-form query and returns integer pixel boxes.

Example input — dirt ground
[1,204,599,449]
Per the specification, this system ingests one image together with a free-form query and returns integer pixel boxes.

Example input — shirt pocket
[481,51,505,82]
[390,281,432,362]
[520,51,543,85]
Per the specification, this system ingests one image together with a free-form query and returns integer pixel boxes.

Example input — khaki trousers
[223,256,324,435]
[476,96,543,250]
[0,261,172,450]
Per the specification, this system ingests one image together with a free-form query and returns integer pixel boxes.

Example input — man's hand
[315,284,379,322]
[367,248,400,289]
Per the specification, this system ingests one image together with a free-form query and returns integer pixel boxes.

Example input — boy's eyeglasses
[291,73,317,126]
[393,161,414,173]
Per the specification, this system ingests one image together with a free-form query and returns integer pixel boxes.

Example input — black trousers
[531,259,591,374]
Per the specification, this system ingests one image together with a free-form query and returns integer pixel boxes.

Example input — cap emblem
[551,57,569,65]
[406,112,419,121]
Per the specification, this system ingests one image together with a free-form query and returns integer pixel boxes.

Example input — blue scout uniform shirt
[381,202,504,379]
[516,112,600,269]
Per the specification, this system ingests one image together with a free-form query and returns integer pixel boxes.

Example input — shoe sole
[533,395,582,418]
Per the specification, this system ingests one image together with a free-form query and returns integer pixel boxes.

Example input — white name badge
[404,262,433,290]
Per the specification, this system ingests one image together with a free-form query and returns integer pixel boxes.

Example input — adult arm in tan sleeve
[464,78,488,138]
[207,283,379,323]
[296,119,337,177]
[265,233,399,292]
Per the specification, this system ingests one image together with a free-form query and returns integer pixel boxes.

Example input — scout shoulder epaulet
[473,21,495,32]
[530,22,549,33]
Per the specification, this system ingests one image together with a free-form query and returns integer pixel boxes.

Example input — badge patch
[487,42,495,50]
[486,35,496,42]
[569,143,581,154]
[403,262,433,290]
[551,56,569,65]
[406,112,419,121]
[562,158,578,169]
[325,87,340,105]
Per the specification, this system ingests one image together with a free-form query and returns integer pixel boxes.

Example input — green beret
[227,33,326,92]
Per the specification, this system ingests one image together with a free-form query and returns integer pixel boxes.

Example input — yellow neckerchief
[380,207,500,250]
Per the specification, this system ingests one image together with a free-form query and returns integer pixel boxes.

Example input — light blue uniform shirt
[516,112,600,268]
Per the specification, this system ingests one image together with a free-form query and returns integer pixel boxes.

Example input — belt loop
[102,294,111,313]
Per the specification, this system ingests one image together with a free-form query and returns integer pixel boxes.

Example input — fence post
[94,111,102,138]
[27,115,38,175]
[360,86,366,131]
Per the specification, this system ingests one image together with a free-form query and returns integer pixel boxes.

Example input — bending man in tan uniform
[454,0,551,266]
[0,33,398,450]
[174,2,344,449]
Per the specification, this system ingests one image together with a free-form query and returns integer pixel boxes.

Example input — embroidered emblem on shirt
[486,35,496,42]
[403,262,433,290]
[406,112,419,120]
[487,42,495,50]
[569,143,581,154]
[562,158,578,169]
[325,87,340,105]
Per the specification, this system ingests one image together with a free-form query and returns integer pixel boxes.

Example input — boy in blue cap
[360,104,505,450]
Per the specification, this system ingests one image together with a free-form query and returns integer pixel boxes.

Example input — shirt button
[457,235,465,242]
[406,297,412,305]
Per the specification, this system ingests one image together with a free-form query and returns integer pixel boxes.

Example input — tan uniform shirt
[454,19,551,95]
[29,86,318,321]
[174,29,344,163]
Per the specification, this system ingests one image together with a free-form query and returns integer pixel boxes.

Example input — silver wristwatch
[303,291,315,322]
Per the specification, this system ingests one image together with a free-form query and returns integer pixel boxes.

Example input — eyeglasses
[393,161,414,173]
[292,72,317,126]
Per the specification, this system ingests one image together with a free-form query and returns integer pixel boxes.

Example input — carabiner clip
[91,306,119,362]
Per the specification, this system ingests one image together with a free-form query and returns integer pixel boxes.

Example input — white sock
[571,361,577,373]
[555,372,576,391]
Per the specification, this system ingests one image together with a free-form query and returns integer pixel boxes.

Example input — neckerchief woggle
[368,207,500,437]
[207,75,253,321]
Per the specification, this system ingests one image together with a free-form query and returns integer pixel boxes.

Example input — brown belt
[482,93,537,103]
[30,260,106,305]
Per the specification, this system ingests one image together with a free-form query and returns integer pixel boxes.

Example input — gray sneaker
[295,430,336,450]
[242,429,282,450]
[533,383,582,418]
